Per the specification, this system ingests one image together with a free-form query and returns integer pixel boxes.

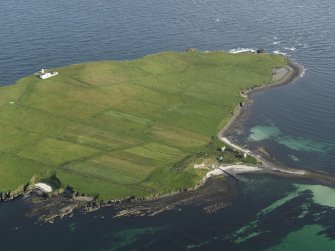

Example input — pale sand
[270,168,306,176]
[272,67,289,82]
[220,137,251,154]
[206,165,261,178]
[205,164,306,180]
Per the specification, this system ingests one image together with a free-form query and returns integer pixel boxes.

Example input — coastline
[218,56,308,176]
[219,57,304,137]
[217,56,335,188]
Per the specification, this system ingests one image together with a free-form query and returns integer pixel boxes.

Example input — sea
[1,0,335,250]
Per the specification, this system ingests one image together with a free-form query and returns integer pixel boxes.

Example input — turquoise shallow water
[1,0,335,250]
[248,124,333,153]
[267,225,335,251]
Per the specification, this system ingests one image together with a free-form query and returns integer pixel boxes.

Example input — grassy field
[0,50,286,200]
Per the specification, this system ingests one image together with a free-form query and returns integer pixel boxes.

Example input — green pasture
[0,50,285,199]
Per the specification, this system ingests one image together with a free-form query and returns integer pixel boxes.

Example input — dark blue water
[1,0,335,250]
[2,176,335,251]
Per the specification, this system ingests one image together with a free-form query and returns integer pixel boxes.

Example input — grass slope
[0,50,285,200]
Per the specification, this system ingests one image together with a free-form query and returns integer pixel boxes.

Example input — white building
[39,69,58,80]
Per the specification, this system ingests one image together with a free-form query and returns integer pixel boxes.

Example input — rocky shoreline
[26,175,236,223]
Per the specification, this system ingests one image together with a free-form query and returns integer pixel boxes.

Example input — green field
[0,50,286,200]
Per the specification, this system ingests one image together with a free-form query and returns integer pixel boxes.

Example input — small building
[63,189,74,199]
[221,146,226,152]
[243,152,248,158]
[63,186,74,199]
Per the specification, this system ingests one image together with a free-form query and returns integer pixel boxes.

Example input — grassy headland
[0,50,286,200]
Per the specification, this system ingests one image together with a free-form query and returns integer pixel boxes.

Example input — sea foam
[229,48,256,54]
[273,50,287,56]
[284,47,296,51]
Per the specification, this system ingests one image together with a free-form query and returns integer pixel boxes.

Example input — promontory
[0,50,288,200]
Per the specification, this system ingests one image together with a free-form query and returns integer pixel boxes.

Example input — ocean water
[1,0,335,250]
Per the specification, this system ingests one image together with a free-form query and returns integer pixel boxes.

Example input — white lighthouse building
[39,68,58,80]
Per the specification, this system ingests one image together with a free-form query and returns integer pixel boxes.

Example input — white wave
[300,67,306,77]
[284,47,296,51]
[272,41,281,45]
[229,47,256,54]
[273,50,287,56]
